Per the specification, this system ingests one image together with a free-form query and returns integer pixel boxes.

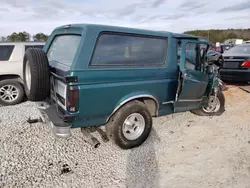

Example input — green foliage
[7,32,31,42]
[3,32,48,42]
[1,37,6,41]
[33,33,49,42]
[227,32,237,39]
[184,29,250,43]
[2,29,250,43]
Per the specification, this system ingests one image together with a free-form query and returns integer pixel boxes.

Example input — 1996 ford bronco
[23,24,225,149]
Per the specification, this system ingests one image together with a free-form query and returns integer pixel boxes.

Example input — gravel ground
[0,84,250,188]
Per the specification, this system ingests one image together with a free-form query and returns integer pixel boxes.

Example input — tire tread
[23,48,50,101]
[106,100,152,149]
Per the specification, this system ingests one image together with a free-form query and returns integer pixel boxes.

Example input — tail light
[67,86,79,113]
[241,60,250,67]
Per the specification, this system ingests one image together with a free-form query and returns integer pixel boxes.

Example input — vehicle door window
[184,43,198,70]
[199,44,208,72]
[0,45,15,61]
[177,41,181,65]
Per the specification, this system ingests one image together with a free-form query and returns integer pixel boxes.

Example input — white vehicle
[235,39,243,45]
[224,39,243,45]
[0,42,45,106]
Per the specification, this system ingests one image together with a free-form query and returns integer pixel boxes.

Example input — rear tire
[0,80,24,106]
[23,48,50,101]
[106,100,152,149]
[191,90,225,116]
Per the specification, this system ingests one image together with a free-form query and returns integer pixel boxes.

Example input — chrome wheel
[0,85,19,102]
[25,60,31,90]
[122,113,145,140]
[202,96,220,113]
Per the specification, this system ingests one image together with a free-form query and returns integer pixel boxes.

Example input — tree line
[1,28,250,43]
[184,28,250,43]
[1,32,49,42]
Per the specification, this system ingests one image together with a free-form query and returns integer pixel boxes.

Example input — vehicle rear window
[0,45,14,61]
[91,33,167,66]
[224,45,250,54]
[47,35,81,66]
[25,45,44,51]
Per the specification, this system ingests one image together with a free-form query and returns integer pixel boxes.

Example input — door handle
[183,73,188,77]
[183,73,192,79]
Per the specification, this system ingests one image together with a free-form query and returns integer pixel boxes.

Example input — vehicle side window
[25,45,44,51]
[199,44,208,71]
[177,41,181,65]
[200,44,207,57]
[184,43,197,70]
[90,33,167,66]
[0,45,14,61]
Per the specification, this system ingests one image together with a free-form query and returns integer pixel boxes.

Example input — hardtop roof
[172,33,198,39]
[54,23,198,39]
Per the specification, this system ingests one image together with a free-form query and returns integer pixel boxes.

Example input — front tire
[0,80,24,106]
[106,100,152,149]
[191,90,225,116]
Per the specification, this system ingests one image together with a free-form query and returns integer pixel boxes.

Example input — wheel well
[137,98,158,117]
[106,96,159,123]
[0,75,23,84]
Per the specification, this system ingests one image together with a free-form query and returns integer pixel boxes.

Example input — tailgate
[50,75,67,110]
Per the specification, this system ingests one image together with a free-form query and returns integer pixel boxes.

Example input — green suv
[23,24,225,149]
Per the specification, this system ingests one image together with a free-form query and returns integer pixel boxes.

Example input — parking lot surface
[0,85,250,188]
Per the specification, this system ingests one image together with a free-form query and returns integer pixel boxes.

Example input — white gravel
[0,85,250,188]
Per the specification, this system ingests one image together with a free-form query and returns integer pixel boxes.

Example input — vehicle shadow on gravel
[125,128,160,188]
[224,81,250,87]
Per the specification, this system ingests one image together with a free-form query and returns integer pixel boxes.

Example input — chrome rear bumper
[37,102,72,138]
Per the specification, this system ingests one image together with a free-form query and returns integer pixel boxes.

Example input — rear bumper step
[37,102,73,138]
[36,102,108,149]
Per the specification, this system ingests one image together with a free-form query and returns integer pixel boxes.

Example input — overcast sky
[1,0,250,36]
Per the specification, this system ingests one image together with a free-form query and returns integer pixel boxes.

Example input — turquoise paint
[44,24,213,128]
[174,39,210,112]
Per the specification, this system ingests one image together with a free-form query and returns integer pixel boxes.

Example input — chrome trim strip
[106,94,159,122]
[162,101,174,104]
[178,98,203,102]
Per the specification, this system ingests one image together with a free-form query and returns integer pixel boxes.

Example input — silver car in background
[0,42,44,106]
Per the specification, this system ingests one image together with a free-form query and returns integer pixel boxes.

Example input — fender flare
[106,93,159,123]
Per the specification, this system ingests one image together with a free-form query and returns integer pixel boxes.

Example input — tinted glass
[185,43,197,70]
[224,45,250,54]
[0,45,14,61]
[91,34,167,66]
[177,41,181,65]
[25,45,44,51]
[47,35,81,66]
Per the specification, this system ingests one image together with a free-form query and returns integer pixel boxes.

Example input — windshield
[224,45,250,55]
[47,35,81,66]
